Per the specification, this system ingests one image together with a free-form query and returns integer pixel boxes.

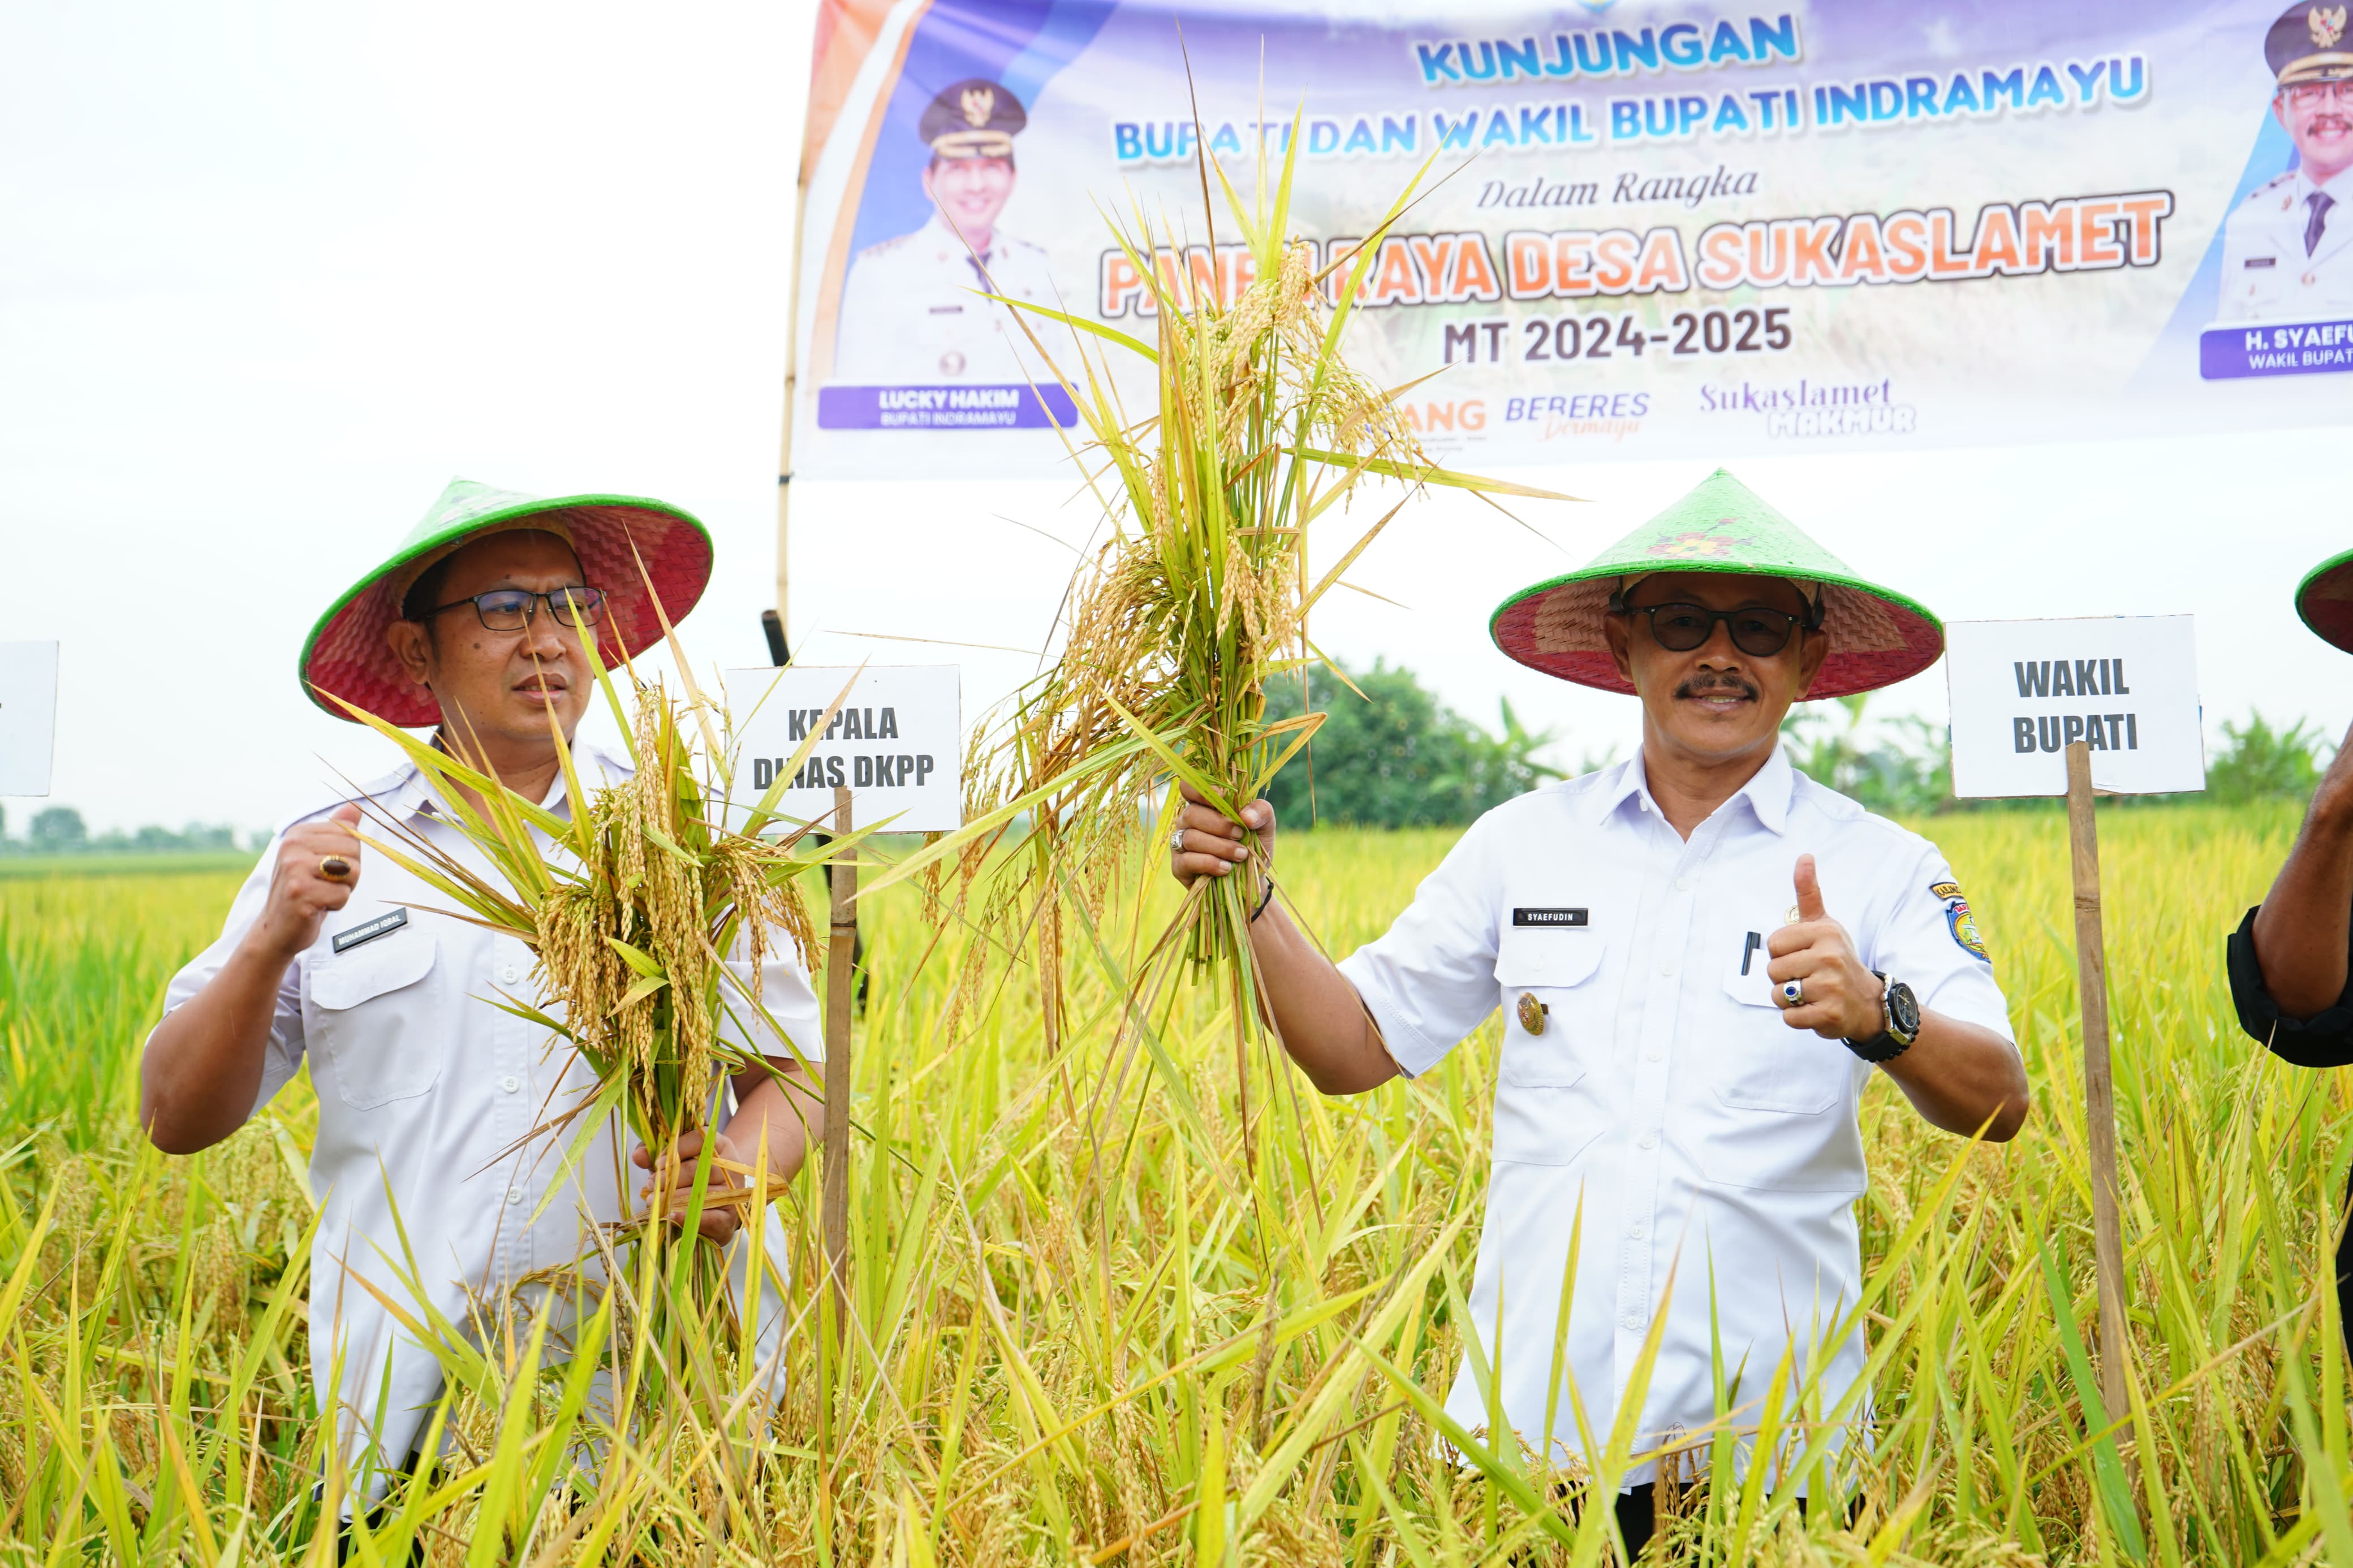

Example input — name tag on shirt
[331,907,409,953]
[1512,907,1589,928]
[2244,256,2277,269]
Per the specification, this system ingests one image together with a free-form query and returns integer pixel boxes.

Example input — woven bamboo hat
[299,478,714,726]
[1488,468,1943,699]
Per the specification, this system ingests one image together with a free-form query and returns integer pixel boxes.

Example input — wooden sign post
[1944,614,2207,1428]
[2065,741,2130,1427]
[822,784,856,1344]
[727,663,966,1349]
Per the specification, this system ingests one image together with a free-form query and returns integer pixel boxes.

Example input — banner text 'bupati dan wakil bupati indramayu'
[791,0,2352,477]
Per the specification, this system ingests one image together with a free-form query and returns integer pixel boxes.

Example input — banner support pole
[774,163,812,655]
[2065,739,2131,1429]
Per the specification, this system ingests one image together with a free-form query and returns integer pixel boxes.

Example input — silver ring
[1170,827,1187,854]
[1777,978,1805,1008]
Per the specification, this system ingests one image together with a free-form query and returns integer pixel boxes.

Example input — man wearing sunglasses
[140,480,825,1517]
[1169,469,2027,1550]
[2219,3,2353,323]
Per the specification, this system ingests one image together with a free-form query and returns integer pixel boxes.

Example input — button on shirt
[1335,746,2012,1483]
[154,747,824,1481]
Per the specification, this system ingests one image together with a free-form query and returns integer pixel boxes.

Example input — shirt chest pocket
[2240,248,2287,306]
[1711,921,1853,1116]
[309,932,445,1111]
[1494,929,1608,1087]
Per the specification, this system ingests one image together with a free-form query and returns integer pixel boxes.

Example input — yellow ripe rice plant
[12,805,2353,1561]
[874,116,1574,1134]
[321,620,868,1414]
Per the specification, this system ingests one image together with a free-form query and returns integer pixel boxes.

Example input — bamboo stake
[2065,739,2131,1428]
[822,785,855,1344]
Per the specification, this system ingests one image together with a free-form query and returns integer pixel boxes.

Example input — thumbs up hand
[1765,853,1884,1042]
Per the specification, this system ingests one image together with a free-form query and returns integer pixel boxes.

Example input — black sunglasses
[1619,600,1815,657]
[420,585,609,632]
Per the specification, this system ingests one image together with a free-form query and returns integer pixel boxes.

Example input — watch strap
[1843,971,1915,1063]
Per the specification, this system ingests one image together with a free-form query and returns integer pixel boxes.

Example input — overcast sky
[3,2,2346,835]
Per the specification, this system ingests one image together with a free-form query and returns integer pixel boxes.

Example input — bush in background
[1781,695,1954,817]
[2206,711,2331,804]
[1262,659,1562,828]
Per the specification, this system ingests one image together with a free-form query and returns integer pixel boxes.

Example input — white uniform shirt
[1335,746,2012,1484]
[2219,165,2352,322]
[833,211,1061,383]
[154,746,823,1483]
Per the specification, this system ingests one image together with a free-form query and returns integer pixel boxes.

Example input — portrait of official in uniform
[832,78,1061,385]
[2219,3,2353,322]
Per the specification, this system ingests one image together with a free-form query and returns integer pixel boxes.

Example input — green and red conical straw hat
[2296,547,2353,654]
[1489,467,1944,699]
[299,478,714,727]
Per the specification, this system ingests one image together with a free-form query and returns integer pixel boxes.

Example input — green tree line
[1267,662,2339,827]
[1,680,2334,850]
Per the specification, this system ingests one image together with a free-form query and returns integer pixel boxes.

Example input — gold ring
[320,856,352,881]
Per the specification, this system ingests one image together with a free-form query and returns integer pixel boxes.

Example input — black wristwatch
[1844,972,1919,1064]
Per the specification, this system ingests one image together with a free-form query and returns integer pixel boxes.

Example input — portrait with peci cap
[2216,2,2353,325]
[830,75,1063,387]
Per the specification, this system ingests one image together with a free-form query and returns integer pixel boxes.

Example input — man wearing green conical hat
[2228,544,2353,1363]
[1171,469,2028,1547]
[139,480,827,1507]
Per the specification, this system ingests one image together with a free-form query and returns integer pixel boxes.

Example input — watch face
[1886,980,1921,1040]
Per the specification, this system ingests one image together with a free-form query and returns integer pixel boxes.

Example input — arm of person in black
[2231,731,2353,1064]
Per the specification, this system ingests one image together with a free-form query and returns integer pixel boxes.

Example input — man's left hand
[1765,854,1884,1043]
[632,1128,749,1246]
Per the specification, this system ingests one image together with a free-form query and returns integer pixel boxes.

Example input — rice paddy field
[4,799,2352,1563]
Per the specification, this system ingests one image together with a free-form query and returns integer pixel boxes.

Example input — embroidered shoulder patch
[1930,881,1989,962]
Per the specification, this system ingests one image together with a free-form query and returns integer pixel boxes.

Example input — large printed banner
[792,0,2352,478]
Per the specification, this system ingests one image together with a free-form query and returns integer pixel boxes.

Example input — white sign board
[726,664,962,832]
[1945,616,2204,798]
[0,642,59,797]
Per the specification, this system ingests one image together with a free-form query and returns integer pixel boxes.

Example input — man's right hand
[1169,783,1274,889]
[250,802,364,960]
[1164,780,1397,1094]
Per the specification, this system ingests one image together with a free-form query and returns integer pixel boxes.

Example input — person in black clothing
[2225,543,2353,1355]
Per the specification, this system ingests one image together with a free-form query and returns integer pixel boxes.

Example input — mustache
[1675,672,1760,701]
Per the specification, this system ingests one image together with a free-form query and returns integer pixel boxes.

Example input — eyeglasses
[420,585,609,632]
[1621,601,1813,657]
[2284,81,2353,107]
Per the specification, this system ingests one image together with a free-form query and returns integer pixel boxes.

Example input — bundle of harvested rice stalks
[872,119,1574,1154]
[327,621,865,1390]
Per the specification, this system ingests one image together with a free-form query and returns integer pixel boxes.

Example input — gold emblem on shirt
[1516,992,1548,1035]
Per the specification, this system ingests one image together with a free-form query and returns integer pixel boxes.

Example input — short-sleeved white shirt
[833,212,1061,383]
[1335,744,2012,1484]
[153,746,823,1485]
